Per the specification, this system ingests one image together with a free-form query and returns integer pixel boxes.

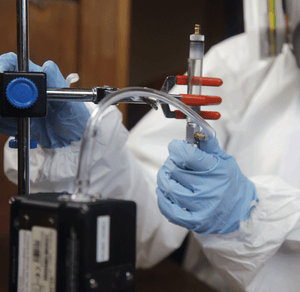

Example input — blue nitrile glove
[156,137,258,234]
[0,52,90,148]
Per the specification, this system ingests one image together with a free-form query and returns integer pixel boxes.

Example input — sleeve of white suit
[195,176,300,291]
[188,35,300,291]
[4,104,188,268]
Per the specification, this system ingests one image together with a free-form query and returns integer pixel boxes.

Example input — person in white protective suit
[2,0,300,291]
[127,0,300,291]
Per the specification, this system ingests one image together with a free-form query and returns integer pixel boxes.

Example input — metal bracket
[161,76,178,118]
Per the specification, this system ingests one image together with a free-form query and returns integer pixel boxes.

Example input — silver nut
[190,34,205,41]
[194,132,207,141]
[90,279,98,289]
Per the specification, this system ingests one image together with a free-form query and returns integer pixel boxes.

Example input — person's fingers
[28,59,42,72]
[0,52,18,72]
[0,52,42,72]
[156,187,196,228]
[168,140,218,171]
[198,135,231,160]
[42,60,68,89]
[157,164,199,211]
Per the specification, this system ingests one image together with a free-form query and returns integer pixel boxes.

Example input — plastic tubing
[74,87,216,196]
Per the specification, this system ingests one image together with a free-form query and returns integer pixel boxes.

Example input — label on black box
[96,215,110,263]
[18,230,32,292]
[18,227,57,292]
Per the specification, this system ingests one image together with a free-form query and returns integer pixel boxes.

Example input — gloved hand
[0,52,90,148]
[156,137,258,234]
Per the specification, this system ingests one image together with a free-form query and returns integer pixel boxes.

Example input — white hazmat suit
[4,0,300,291]
[128,1,300,291]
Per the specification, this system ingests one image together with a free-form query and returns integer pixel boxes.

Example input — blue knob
[6,77,38,109]
[9,138,38,149]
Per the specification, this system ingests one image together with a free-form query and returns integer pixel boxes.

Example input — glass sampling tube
[186,24,205,145]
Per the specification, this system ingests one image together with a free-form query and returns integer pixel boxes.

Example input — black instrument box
[9,192,136,292]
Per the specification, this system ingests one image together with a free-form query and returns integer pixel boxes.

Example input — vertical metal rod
[17,0,30,195]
